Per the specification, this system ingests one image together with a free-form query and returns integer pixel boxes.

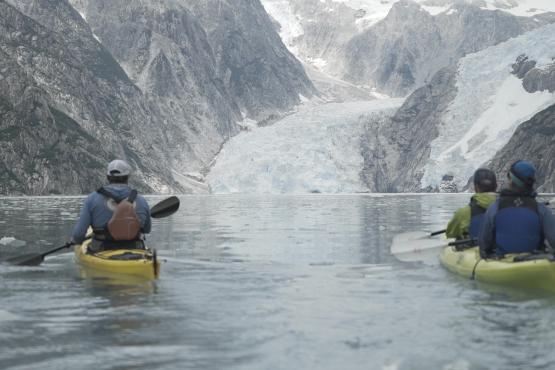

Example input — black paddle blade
[3,242,73,267]
[150,196,180,218]
[4,253,45,266]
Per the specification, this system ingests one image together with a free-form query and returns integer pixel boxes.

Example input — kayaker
[479,160,555,258]
[71,160,151,252]
[446,168,497,243]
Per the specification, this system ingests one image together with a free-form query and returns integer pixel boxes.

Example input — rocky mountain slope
[360,23,555,192]
[0,0,314,195]
[1,0,180,194]
[263,0,555,96]
[487,64,555,193]
[69,0,316,182]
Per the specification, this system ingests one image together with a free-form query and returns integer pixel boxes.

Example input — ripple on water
[1,195,555,370]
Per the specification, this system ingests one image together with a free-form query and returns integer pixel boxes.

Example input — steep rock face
[360,24,555,192]
[343,0,548,96]
[182,0,317,119]
[487,104,555,192]
[263,0,555,97]
[1,0,315,194]
[68,0,242,176]
[360,66,458,192]
[0,49,111,195]
[69,0,315,175]
[1,0,181,194]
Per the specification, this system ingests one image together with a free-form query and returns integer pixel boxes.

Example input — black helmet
[473,168,497,192]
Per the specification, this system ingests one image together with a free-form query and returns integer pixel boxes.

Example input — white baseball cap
[107,159,131,177]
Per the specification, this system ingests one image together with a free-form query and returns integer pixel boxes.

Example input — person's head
[106,159,131,184]
[473,168,497,193]
[507,160,536,191]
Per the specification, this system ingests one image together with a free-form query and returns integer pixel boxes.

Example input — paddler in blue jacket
[71,160,151,251]
[479,160,555,258]
[446,168,497,243]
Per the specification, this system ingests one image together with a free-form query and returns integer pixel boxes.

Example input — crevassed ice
[207,99,403,194]
[421,23,555,189]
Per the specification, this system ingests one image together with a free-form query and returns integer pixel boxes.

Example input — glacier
[207,99,403,194]
[420,23,555,189]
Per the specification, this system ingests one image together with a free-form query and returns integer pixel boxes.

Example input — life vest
[468,199,487,240]
[96,187,141,241]
[494,194,542,255]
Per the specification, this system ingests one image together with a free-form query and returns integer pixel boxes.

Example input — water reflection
[1,194,555,370]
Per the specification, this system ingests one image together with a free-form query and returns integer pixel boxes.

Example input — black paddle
[4,196,180,267]
[4,242,75,267]
[430,229,446,236]
[150,196,180,218]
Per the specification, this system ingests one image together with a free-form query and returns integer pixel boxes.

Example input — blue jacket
[71,184,151,243]
[479,192,555,257]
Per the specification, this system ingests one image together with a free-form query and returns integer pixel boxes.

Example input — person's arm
[446,206,470,239]
[71,195,93,243]
[136,196,151,234]
[538,204,555,248]
[479,202,498,258]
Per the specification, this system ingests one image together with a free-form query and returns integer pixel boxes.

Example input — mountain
[69,0,316,179]
[487,62,555,192]
[359,23,555,192]
[0,0,315,195]
[0,0,181,194]
[262,0,555,96]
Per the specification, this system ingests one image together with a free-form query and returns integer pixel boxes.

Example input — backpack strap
[127,189,138,203]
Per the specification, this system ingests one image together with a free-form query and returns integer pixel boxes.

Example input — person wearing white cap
[71,160,151,251]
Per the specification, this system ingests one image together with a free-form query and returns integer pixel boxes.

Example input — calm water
[1,194,554,370]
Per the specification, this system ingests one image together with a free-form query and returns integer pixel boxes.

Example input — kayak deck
[74,239,160,280]
[440,246,555,293]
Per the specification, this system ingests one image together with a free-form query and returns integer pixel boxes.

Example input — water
[1,194,554,370]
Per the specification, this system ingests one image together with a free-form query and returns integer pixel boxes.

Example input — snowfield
[420,23,555,189]
[207,100,403,193]
[262,0,555,52]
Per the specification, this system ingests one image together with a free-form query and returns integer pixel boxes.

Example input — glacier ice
[207,99,403,193]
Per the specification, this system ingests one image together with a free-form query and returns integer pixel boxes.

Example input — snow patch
[308,57,328,71]
[421,23,555,189]
[260,0,304,53]
[478,0,555,17]
[421,6,449,15]
[77,10,87,21]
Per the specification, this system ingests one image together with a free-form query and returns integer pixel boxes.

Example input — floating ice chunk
[0,237,26,247]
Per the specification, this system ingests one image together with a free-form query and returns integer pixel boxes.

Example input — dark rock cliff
[487,104,555,192]
[360,66,458,192]
[0,0,316,194]
[0,0,182,194]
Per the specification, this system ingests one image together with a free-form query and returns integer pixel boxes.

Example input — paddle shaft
[430,229,446,237]
[448,239,476,247]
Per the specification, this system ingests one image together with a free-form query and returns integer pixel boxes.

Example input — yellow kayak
[440,246,555,293]
[74,238,160,280]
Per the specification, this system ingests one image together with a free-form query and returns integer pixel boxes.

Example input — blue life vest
[468,199,487,240]
[494,195,542,255]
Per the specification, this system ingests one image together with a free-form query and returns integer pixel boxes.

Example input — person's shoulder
[85,190,102,201]
[135,194,150,206]
[457,204,471,213]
